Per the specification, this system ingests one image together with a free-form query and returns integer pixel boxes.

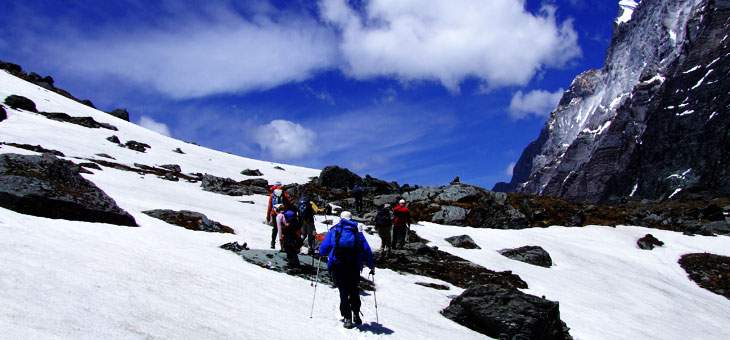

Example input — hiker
[298,196,320,255]
[392,199,411,250]
[277,205,303,273]
[373,203,393,253]
[319,211,375,329]
[352,184,363,215]
[266,181,292,249]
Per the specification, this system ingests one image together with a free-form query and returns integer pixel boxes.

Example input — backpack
[334,224,360,261]
[272,189,284,205]
[374,208,391,227]
[298,197,313,221]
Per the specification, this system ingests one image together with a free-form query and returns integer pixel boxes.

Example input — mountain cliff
[494,0,730,204]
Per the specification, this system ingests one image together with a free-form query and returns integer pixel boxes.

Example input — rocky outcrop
[637,234,664,250]
[241,169,263,176]
[200,174,271,196]
[317,165,362,189]
[442,284,572,340]
[107,108,130,121]
[499,246,553,268]
[679,253,730,300]
[124,140,150,153]
[445,235,481,249]
[4,95,37,112]
[37,111,118,131]
[495,0,730,204]
[0,153,137,226]
[143,209,234,233]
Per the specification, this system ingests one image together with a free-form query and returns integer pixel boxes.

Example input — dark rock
[0,105,6,121]
[1,143,64,157]
[0,153,137,226]
[80,99,95,108]
[415,282,450,290]
[499,246,553,268]
[701,221,730,235]
[441,284,572,340]
[445,235,481,249]
[0,61,22,74]
[241,169,263,176]
[318,165,362,189]
[124,140,150,152]
[432,206,469,225]
[274,166,285,170]
[107,108,130,121]
[107,135,121,144]
[679,253,730,300]
[38,111,117,131]
[172,147,185,154]
[451,176,460,184]
[702,204,725,222]
[220,241,248,252]
[143,209,234,233]
[159,164,182,173]
[637,234,664,250]
[79,162,102,171]
[4,95,37,112]
[162,173,179,182]
[201,174,252,196]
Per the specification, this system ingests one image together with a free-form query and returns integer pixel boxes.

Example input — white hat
[399,199,406,205]
[340,211,352,220]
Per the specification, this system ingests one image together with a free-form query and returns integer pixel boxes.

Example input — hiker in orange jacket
[266,181,292,249]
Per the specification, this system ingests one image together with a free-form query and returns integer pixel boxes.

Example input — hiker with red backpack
[319,211,375,329]
[266,181,292,249]
[276,204,303,273]
[392,199,411,250]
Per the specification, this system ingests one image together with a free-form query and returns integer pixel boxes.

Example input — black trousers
[392,225,407,249]
[330,263,361,318]
[282,238,301,268]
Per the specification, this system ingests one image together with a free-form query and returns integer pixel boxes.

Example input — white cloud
[48,7,338,99]
[253,120,317,160]
[319,0,581,92]
[505,162,516,176]
[508,88,564,119]
[137,115,172,136]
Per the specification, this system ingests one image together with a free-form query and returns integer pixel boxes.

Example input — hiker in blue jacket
[319,211,375,329]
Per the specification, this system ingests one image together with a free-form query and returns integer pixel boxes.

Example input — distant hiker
[298,196,320,255]
[373,204,393,253]
[266,181,292,249]
[277,205,303,273]
[319,211,375,329]
[352,184,363,215]
[392,199,411,250]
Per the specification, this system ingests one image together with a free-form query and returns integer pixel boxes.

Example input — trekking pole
[309,255,323,318]
[369,273,379,323]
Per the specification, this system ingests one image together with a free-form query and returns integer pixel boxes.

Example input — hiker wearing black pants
[392,199,411,249]
[319,211,375,329]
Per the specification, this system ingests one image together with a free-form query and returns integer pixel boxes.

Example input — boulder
[499,246,553,268]
[172,147,185,154]
[0,153,137,226]
[4,95,37,112]
[124,140,150,152]
[445,235,481,249]
[107,108,130,121]
[241,169,263,176]
[701,221,730,235]
[201,174,252,196]
[158,164,182,173]
[143,209,233,233]
[432,206,469,225]
[107,135,121,144]
[318,165,362,189]
[436,184,480,203]
[441,284,572,340]
[637,234,664,250]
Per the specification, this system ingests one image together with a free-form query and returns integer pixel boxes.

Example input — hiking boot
[353,314,362,325]
[343,318,354,329]
[270,241,275,249]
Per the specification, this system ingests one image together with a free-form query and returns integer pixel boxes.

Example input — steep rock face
[495,0,729,203]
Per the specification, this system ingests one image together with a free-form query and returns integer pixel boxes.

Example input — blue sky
[0,0,620,189]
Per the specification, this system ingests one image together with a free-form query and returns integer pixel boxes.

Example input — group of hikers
[263,181,411,328]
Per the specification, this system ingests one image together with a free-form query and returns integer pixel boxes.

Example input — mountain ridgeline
[493,0,730,204]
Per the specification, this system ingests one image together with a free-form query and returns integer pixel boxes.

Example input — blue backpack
[334,224,360,261]
[298,197,313,221]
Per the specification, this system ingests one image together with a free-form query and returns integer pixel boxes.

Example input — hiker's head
[275,204,284,212]
[274,189,283,197]
[275,181,282,186]
[340,211,352,220]
[399,199,406,206]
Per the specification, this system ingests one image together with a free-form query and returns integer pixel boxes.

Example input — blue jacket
[319,219,375,271]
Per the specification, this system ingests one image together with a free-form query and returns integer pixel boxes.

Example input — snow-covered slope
[2,69,730,339]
